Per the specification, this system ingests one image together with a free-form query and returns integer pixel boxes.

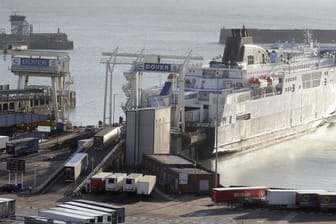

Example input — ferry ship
[141,27,336,155]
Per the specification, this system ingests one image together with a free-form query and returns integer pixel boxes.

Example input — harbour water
[1,0,336,190]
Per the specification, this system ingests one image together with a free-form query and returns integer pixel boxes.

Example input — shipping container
[6,137,39,156]
[38,209,96,223]
[105,173,127,192]
[63,153,89,182]
[0,136,9,151]
[137,175,156,195]
[75,199,125,224]
[51,206,112,223]
[212,186,269,203]
[64,201,117,224]
[91,172,112,192]
[265,189,298,207]
[296,190,327,208]
[94,127,121,150]
[317,192,336,209]
[123,173,143,192]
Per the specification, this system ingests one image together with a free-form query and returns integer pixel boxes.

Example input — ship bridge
[10,50,74,124]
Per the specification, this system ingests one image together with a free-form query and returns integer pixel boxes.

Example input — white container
[50,207,111,224]
[266,189,298,207]
[137,175,156,195]
[0,198,15,217]
[0,136,9,151]
[63,153,89,182]
[123,173,143,192]
[105,173,127,192]
[38,209,96,223]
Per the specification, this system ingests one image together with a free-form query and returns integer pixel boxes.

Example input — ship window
[222,117,226,125]
[292,84,295,92]
[229,115,232,124]
[247,55,254,65]
[3,103,8,111]
[324,78,327,86]
[9,103,14,110]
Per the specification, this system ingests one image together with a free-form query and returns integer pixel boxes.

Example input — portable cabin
[105,173,127,192]
[123,173,143,192]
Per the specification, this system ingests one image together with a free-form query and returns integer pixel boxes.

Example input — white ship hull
[214,84,336,153]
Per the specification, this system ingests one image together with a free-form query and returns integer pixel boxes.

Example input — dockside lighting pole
[215,74,219,188]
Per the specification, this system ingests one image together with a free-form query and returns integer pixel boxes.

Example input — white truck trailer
[0,136,9,151]
[38,209,96,223]
[64,201,117,224]
[105,173,127,192]
[137,175,156,196]
[265,189,298,207]
[77,138,94,151]
[0,197,15,217]
[63,153,89,182]
[75,199,125,224]
[123,173,143,192]
[51,206,112,223]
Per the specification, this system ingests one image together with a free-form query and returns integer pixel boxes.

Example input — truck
[265,189,298,208]
[137,175,156,196]
[212,186,269,203]
[90,172,112,192]
[6,137,39,156]
[75,199,125,224]
[123,173,143,193]
[93,126,121,150]
[0,136,9,151]
[105,173,127,192]
[63,153,89,182]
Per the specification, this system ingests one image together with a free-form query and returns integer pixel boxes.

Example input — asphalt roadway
[0,189,336,224]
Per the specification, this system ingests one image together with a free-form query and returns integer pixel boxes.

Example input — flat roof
[145,154,194,166]
[169,167,212,175]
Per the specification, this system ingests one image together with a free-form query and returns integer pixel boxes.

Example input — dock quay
[0,129,334,223]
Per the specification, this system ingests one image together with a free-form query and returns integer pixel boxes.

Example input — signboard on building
[37,125,51,133]
[179,173,188,184]
[7,159,25,173]
[20,58,50,67]
[136,62,180,73]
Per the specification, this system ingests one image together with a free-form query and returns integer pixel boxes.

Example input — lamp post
[214,74,219,188]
